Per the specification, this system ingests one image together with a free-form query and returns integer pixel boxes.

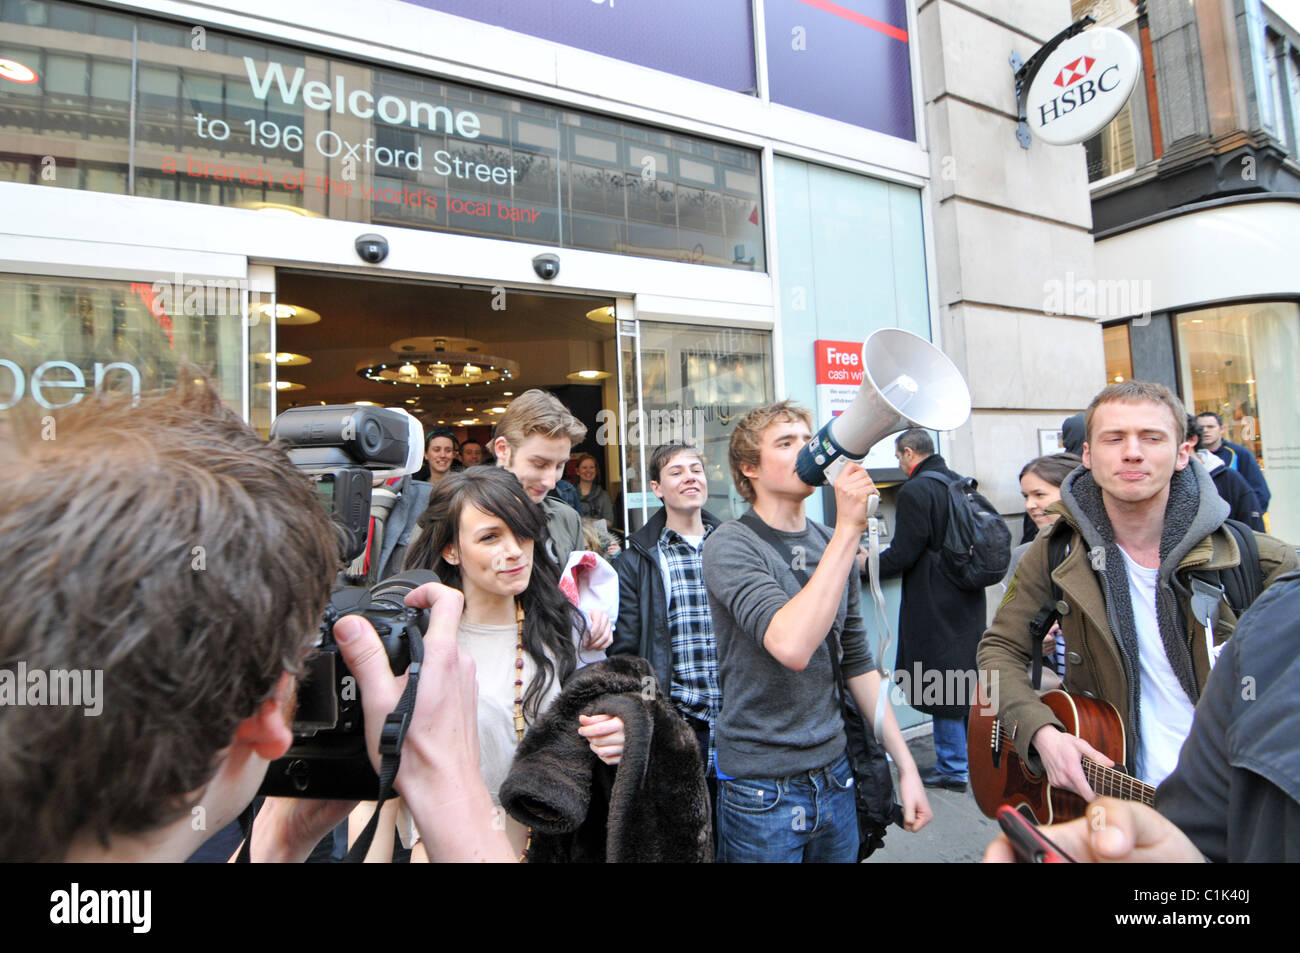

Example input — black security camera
[532,253,560,281]
[355,234,389,264]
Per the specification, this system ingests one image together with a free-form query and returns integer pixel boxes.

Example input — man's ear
[1081,442,1092,469]
[232,672,295,762]
[650,479,664,501]
[739,460,759,482]
[492,436,511,467]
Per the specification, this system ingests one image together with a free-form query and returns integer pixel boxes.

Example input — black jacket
[1156,571,1300,861]
[609,506,722,696]
[878,453,988,718]
[499,656,712,862]
[1210,466,1265,531]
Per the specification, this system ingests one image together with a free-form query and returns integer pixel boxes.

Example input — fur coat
[499,656,712,862]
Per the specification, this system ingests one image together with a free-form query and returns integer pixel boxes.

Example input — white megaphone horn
[796,328,972,486]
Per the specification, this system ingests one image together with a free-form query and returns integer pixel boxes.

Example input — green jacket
[978,468,1296,775]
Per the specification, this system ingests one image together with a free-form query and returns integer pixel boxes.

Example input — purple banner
[403,0,757,93]
[764,0,914,140]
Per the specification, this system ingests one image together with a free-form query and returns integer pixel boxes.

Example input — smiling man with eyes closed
[980,381,1296,801]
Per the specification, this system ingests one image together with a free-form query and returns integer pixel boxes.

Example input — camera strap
[343,611,424,862]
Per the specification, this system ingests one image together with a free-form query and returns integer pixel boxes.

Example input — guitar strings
[988,722,1155,805]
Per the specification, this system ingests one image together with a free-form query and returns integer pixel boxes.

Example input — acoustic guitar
[968,686,1155,823]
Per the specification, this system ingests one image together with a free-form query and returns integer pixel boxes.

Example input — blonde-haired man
[492,389,587,567]
[980,380,1295,800]
[702,400,931,862]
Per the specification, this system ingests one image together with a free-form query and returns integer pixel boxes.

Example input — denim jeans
[932,715,969,781]
[715,751,859,863]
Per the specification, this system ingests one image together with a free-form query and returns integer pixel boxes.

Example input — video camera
[258,405,432,800]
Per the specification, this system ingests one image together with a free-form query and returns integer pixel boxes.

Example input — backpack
[916,469,1012,590]
[1029,519,1266,690]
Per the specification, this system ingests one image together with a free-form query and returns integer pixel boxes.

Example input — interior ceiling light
[586,305,616,324]
[354,401,379,407]
[566,369,610,381]
[503,391,514,396]
[255,380,304,391]
[253,351,312,366]
[254,302,321,326]
[357,351,518,388]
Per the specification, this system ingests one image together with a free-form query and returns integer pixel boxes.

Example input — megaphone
[796,328,971,486]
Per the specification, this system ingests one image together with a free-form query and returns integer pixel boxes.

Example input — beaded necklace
[514,600,532,862]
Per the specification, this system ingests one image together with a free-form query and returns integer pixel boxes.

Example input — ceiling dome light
[253,351,312,366]
[357,351,518,389]
[566,369,611,381]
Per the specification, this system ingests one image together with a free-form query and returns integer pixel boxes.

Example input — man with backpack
[878,429,1004,792]
[979,381,1296,798]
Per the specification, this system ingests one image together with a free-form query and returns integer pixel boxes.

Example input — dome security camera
[532,253,560,281]
[355,234,389,264]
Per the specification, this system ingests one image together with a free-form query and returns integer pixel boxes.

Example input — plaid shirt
[659,526,721,772]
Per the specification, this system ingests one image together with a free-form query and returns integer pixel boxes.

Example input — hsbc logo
[1053,56,1095,89]
[1025,28,1140,146]
[1039,62,1122,126]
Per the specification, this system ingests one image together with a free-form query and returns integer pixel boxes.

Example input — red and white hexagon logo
[1053,56,1095,89]
[0,58,39,84]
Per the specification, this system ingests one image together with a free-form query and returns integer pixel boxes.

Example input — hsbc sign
[1025,28,1140,146]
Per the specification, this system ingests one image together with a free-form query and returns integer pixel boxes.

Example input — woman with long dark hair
[402,466,621,858]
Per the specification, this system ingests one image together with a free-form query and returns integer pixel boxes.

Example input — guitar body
[968,688,1129,824]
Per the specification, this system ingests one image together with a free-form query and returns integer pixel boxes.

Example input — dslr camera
[258,405,431,800]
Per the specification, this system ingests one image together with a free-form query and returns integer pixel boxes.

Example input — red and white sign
[813,339,895,471]
[1026,28,1139,146]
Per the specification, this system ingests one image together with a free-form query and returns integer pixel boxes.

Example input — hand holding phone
[996,805,1076,863]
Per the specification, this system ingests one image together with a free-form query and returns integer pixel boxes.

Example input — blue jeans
[715,752,859,863]
[932,715,969,780]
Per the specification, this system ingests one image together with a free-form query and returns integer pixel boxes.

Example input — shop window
[1102,323,1133,384]
[0,273,247,418]
[0,0,765,270]
[1176,302,1300,541]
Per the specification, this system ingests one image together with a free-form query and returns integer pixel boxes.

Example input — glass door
[616,307,775,533]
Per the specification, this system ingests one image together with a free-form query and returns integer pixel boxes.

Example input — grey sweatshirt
[702,516,873,779]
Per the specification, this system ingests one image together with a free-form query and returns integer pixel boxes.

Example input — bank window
[1102,323,1133,384]
[0,273,246,418]
[1176,302,1300,542]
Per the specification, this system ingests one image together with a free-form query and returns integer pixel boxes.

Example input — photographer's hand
[983,798,1204,863]
[237,797,356,863]
[333,583,514,862]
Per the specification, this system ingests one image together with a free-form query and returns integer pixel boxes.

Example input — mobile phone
[996,804,1076,863]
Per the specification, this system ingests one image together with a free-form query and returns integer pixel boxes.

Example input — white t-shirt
[657,531,705,608]
[1118,547,1195,786]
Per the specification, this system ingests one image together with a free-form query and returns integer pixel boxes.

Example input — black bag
[916,469,1011,590]
[739,510,902,860]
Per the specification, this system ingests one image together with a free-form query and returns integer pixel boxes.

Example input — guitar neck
[1082,759,1156,805]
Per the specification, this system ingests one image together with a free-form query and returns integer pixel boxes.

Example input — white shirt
[657,531,705,608]
[1118,548,1196,787]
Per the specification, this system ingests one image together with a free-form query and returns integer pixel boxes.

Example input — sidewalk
[868,730,999,863]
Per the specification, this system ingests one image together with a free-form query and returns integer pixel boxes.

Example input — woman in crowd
[401,466,620,858]
[573,453,616,526]
[1008,453,1082,687]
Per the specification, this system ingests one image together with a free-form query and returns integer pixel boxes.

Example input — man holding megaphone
[702,400,933,863]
